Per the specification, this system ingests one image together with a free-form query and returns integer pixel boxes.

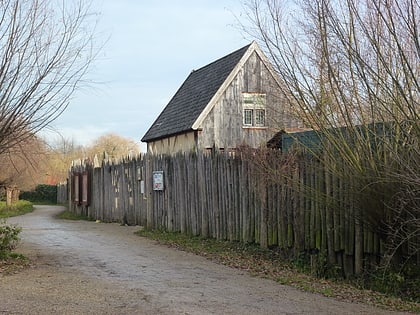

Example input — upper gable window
[242,93,266,127]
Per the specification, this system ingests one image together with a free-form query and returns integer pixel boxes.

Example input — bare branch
[0,0,98,154]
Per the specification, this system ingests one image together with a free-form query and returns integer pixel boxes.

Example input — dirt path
[0,205,411,314]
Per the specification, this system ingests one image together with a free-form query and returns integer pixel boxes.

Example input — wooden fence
[57,181,68,204]
[66,151,418,277]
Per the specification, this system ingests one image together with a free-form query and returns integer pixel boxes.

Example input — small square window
[255,109,265,126]
[243,109,253,126]
[242,93,266,127]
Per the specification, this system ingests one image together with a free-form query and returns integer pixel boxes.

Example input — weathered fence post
[62,149,416,275]
[145,154,153,230]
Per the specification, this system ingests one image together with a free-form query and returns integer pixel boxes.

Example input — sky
[43,1,251,152]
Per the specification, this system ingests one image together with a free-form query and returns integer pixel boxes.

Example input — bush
[361,264,420,302]
[0,220,21,254]
[19,184,57,204]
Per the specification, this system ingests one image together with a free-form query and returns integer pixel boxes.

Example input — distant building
[142,41,302,154]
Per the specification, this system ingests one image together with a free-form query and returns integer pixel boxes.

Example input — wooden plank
[325,160,336,264]
[146,154,153,229]
[240,158,249,242]
[209,155,216,238]
[188,154,196,235]
[215,153,221,238]
[333,174,341,252]
[235,157,241,241]
[354,209,363,275]
[174,154,180,232]
[198,153,208,237]
[310,160,316,250]
[296,157,305,252]
[303,157,311,250]
[260,169,268,248]
[180,153,187,234]
[279,179,287,249]
[270,183,278,247]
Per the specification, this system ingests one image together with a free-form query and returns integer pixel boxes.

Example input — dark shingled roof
[141,43,251,142]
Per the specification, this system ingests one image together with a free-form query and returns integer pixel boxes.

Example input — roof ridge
[191,43,252,73]
[141,42,254,143]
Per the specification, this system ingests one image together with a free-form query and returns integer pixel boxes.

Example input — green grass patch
[0,200,33,218]
[0,251,29,276]
[354,266,420,303]
[136,229,420,313]
[0,251,27,260]
[136,229,274,264]
[57,210,93,221]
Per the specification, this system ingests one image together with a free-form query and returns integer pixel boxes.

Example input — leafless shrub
[242,0,419,269]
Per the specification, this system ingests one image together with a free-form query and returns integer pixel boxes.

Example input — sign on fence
[152,171,164,191]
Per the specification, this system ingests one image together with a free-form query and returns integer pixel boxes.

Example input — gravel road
[0,205,411,314]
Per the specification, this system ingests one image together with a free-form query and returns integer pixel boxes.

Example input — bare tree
[0,0,97,155]
[44,135,85,184]
[0,133,47,204]
[43,133,140,185]
[85,133,140,160]
[242,0,419,270]
[243,0,418,127]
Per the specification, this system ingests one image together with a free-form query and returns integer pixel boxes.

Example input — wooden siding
[145,50,303,154]
[147,131,196,155]
[198,51,284,149]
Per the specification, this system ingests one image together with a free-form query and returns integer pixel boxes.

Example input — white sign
[140,180,145,194]
[152,171,164,191]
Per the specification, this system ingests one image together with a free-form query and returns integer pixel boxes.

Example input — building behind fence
[64,151,418,277]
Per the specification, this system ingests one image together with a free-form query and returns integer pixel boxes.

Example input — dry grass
[0,253,30,276]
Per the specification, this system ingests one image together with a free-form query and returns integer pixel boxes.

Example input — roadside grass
[0,201,33,218]
[136,229,420,313]
[0,252,30,275]
[0,201,33,275]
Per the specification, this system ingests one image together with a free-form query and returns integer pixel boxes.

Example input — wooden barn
[141,41,301,154]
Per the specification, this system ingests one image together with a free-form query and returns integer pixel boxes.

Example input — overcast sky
[43,1,251,151]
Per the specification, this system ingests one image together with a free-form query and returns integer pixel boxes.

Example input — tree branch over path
[0,0,98,155]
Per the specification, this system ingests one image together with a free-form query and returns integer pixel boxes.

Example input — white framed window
[255,109,265,126]
[243,109,253,126]
[242,93,266,127]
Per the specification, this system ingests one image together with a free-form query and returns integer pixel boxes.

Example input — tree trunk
[6,186,19,206]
